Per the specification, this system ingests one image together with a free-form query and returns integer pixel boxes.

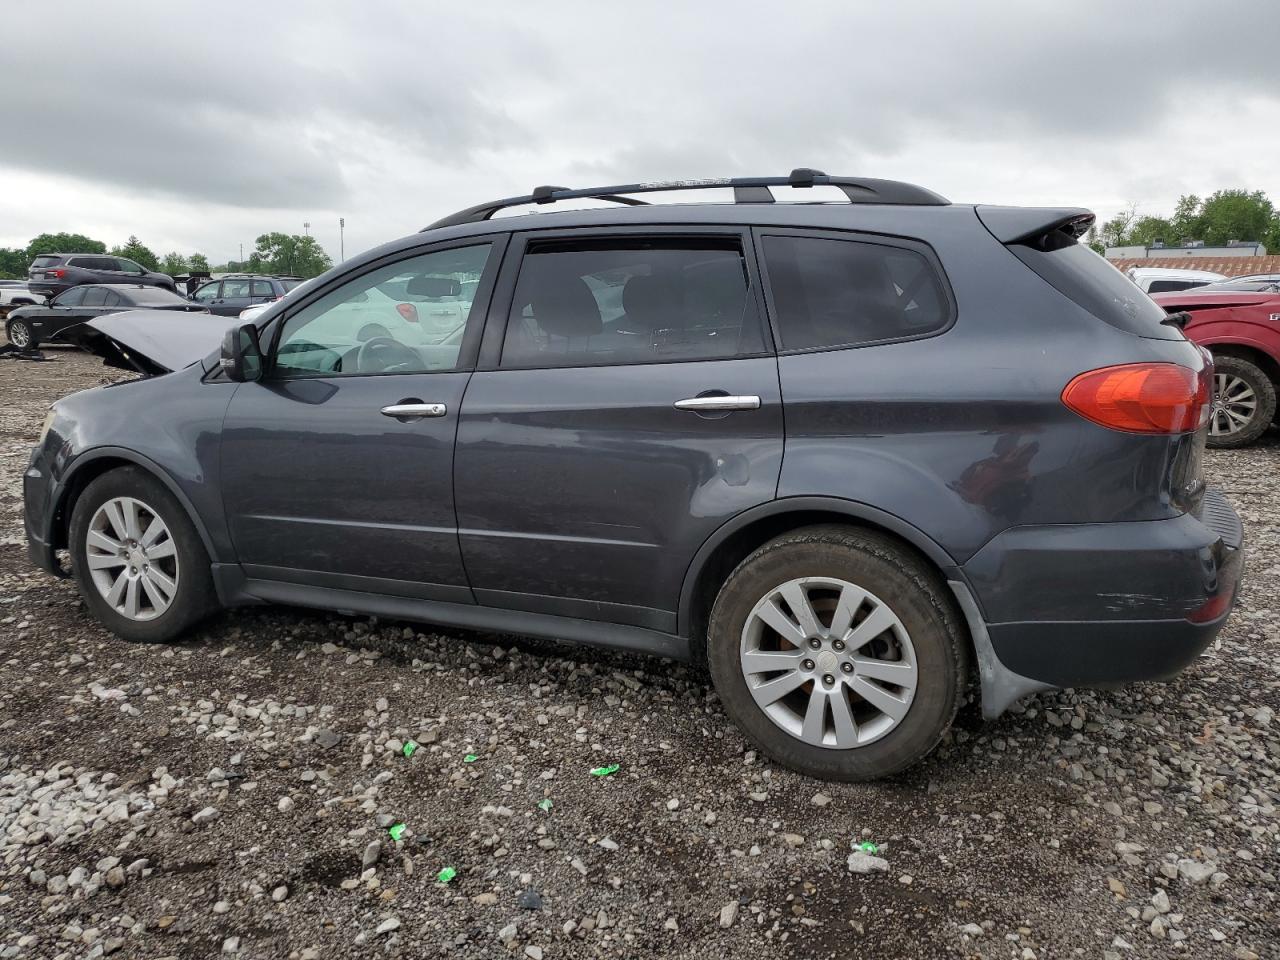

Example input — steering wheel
[356,336,420,373]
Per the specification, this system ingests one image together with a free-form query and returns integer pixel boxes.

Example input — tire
[68,467,219,643]
[7,318,35,349]
[706,525,968,781]
[1207,355,1276,449]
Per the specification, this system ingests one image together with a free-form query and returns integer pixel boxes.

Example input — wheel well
[51,457,135,551]
[684,510,958,661]
[1208,345,1280,387]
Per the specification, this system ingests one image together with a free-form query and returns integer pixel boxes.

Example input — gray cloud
[1,0,1278,259]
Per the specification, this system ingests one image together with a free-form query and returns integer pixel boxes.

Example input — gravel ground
[1,348,1277,960]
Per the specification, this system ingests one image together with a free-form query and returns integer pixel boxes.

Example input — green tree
[1195,190,1275,247]
[26,232,107,259]
[189,253,210,273]
[0,247,28,279]
[249,232,332,278]
[110,236,160,271]
[159,252,190,276]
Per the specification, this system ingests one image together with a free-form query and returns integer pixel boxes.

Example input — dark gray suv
[22,171,1245,781]
[28,253,177,299]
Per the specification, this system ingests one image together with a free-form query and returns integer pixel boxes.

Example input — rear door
[218,279,255,316]
[453,227,783,632]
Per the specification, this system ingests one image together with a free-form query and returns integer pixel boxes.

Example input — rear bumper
[963,487,1244,689]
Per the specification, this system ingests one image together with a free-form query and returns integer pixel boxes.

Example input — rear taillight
[48,269,66,278]
[1061,362,1211,434]
[396,303,419,323]
[1185,586,1234,624]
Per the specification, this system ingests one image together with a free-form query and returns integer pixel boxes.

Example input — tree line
[1089,189,1280,253]
[0,231,333,281]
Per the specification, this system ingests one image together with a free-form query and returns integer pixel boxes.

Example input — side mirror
[220,323,263,382]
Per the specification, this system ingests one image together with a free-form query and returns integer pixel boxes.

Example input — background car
[189,275,303,316]
[0,280,41,317]
[1152,286,1280,447]
[27,253,178,299]
[5,284,208,349]
[1200,275,1280,293]
[1125,266,1225,293]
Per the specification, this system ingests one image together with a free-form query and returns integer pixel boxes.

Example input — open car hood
[57,310,241,375]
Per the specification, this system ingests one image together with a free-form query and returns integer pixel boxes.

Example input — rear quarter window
[761,234,951,352]
[1009,234,1180,340]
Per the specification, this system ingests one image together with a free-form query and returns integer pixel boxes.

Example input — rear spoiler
[975,206,1096,245]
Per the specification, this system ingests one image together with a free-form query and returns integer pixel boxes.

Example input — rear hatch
[977,206,1211,516]
[29,255,63,280]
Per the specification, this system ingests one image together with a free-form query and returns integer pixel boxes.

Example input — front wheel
[706,526,968,781]
[1207,355,1276,449]
[69,467,219,642]
[7,318,35,349]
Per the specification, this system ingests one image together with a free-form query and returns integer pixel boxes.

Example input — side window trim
[476,225,774,371]
[751,226,957,356]
[263,233,509,380]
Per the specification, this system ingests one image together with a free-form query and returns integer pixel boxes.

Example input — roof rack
[424,168,948,230]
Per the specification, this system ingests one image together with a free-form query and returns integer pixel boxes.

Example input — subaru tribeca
[22,170,1244,781]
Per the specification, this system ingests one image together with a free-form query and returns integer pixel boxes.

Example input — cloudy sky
[3,1,1278,264]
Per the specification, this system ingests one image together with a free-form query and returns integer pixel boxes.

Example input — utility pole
[239,242,243,270]
[303,221,311,237]
[339,217,345,262]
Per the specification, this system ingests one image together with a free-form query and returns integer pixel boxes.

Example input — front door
[219,238,504,601]
[454,229,783,632]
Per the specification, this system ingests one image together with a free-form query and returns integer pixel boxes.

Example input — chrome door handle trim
[380,402,447,419]
[673,395,761,412]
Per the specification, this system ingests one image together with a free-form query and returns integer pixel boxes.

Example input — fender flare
[55,446,221,561]
[677,495,961,638]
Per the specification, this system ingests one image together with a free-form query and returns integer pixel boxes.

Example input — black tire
[706,525,968,781]
[1207,355,1276,449]
[68,467,219,643]
[7,318,36,349]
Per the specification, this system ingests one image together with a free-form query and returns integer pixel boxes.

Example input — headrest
[522,268,602,338]
[622,274,681,330]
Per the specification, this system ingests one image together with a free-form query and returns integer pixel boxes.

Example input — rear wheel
[706,525,967,781]
[69,467,218,642]
[7,318,35,349]
[1207,355,1276,449]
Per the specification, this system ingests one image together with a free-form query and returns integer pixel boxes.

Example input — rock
[597,837,619,851]
[665,917,679,932]
[810,792,832,807]
[961,923,984,937]
[524,947,543,960]
[105,867,126,889]
[1176,859,1216,885]
[666,798,679,811]
[362,841,382,870]
[570,858,587,876]
[1107,877,1127,897]
[498,923,518,944]
[213,901,231,914]
[1151,888,1170,914]
[314,729,342,749]
[375,918,400,936]
[222,936,240,953]
[847,852,890,874]
[782,833,805,848]
[272,885,288,902]
[192,807,220,825]
[472,892,498,906]
[277,796,294,813]
[719,902,739,928]
[517,889,544,911]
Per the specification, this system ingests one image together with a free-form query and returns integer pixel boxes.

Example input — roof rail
[424,168,948,230]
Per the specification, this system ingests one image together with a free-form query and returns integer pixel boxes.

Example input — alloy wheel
[85,496,180,621]
[739,576,918,749]
[8,321,30,348]
[1209,373,1257,437]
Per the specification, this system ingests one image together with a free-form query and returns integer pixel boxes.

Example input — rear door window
[102,289,124,307]
[251,279,276,297]
[500,237,764,368]
[222,279,252,299]
[82,287,109,307]
[761,234,951,351]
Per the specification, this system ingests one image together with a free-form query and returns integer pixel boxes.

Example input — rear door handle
[673,395,761,412]
[380,401,447,420]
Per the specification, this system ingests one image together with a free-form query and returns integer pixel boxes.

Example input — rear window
[129,286,181,305]
[1009,234,1179,339]
[31,256,62,269]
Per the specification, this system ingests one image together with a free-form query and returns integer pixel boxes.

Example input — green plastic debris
[388,823,406,841]
[402,741,418,758]
[856,841,879,854]
[537,798,553,813]
[436,866,457,884]
[463,753,479,763]
[589,763,620,777]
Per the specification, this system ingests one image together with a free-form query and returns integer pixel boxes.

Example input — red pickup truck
[1153,285,1280,447]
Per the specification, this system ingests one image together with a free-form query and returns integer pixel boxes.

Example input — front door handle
[380,401,447,420]
[673,394,761,412]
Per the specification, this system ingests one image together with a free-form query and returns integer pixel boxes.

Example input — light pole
[303,221,311,237]
[339,217,345,262]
